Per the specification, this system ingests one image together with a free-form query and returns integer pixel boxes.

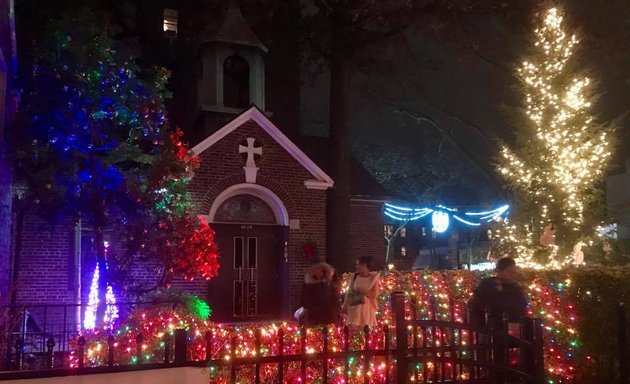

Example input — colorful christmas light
[70,270,579,383]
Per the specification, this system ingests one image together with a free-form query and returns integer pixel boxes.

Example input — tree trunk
[326,21,353,272]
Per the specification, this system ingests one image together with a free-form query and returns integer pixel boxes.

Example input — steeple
[202,1,268,53]
[195,1,268,138]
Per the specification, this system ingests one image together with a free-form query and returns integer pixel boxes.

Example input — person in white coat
[343,256,380,329]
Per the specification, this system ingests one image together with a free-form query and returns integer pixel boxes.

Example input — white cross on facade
[239,137,262,183]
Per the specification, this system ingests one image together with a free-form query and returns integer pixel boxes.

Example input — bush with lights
[69,267,630,383]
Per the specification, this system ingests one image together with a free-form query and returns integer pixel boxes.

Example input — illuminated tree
[496,7,614,268]
[14,10,219,326]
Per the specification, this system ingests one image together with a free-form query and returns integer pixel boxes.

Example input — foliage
[495,7,617,268]
[12,10,219,315]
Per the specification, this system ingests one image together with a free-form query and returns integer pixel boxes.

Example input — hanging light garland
[384,203,509,233]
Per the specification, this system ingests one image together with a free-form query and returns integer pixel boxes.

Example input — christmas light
[496,7,613,269]
[384,203,510,232]
[84,251,119,330]
[71,270,579,383]
[431,211,449,233]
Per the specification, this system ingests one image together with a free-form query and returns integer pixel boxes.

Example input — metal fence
[1,293,545,383]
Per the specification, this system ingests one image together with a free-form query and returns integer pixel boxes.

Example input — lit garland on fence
[384,203,509,233]
[70,271,578,383]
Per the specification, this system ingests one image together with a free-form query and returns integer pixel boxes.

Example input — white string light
[496,7,612,269]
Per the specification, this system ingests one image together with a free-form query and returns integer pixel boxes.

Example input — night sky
[300,0,630,205]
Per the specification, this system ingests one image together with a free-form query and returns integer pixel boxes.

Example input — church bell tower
[196,1,268,137]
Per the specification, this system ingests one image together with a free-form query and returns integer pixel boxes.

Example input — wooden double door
[209,224,284,321]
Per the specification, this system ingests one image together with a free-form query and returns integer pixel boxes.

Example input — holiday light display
[70,271,579,383]
[384,203,509,232]
[84,263,119,330]
[15,11,220,314]
[84,241,119,330]
[496,7,613,269]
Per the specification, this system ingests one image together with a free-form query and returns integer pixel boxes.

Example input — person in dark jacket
[300,262,340,327]
[468,257,529,327]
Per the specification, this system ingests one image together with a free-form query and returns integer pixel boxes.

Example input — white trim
[208,183,289,226]
[190,106,334,189]
[304,180,333,190]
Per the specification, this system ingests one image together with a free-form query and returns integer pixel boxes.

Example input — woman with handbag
[343,256,380,329]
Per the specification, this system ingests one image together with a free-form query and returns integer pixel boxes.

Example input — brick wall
[188,119,327,314]
[350,200,385,270]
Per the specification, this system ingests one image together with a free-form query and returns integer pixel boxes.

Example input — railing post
[343,326,350,384]
[391,291,407,384]
[384,325,390,382]
[521,318,535,374]
[107,334,115,366]
[278,327,284,383]
[255,329,261,384]
[363,325,370,384]
[174,329,187,365]
[230,335,236,383]
[533,318,545,384]
[77,336,85,368]
[619,303,629,384]
[46,337,55,368]
[322,326,329,384]
[135,333,144,364]
[300,326,307,383]
[14,337,23,370]
[205,330,213,361]
[163,334,171,364]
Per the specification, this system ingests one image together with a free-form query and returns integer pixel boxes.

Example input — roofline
[189,106,334,188]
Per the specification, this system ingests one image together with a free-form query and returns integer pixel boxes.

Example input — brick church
[9,1,387,324]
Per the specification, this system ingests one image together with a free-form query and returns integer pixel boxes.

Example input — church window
[215,194,276,224]
[421,226,427,236]
[384,225,393,237]
[248,237,257,268]
[163,8,178,34]
[234,237,244,269]
[400,246,407,257]
[223,55,250,108]
[400,227,407,238]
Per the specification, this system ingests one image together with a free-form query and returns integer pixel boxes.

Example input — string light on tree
[496,7,614,268]
[84,242,119,330]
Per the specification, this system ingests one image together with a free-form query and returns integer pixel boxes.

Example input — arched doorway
[208,185,288,321]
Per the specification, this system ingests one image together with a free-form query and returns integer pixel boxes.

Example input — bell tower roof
[202,1,268,53]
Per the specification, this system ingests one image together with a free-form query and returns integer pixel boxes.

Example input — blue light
[384,202,510,232]
[452,215,481,226]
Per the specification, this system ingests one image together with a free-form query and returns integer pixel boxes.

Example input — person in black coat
[300,262,340,327]
[468,257,529,328]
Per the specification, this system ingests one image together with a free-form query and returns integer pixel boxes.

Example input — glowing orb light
[432,211,449,233]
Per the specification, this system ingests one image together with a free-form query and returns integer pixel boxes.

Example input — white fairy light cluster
[496,7,612,269]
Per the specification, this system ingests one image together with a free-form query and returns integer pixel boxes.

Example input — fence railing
[2,293,545,383]
[1,301,183,370]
